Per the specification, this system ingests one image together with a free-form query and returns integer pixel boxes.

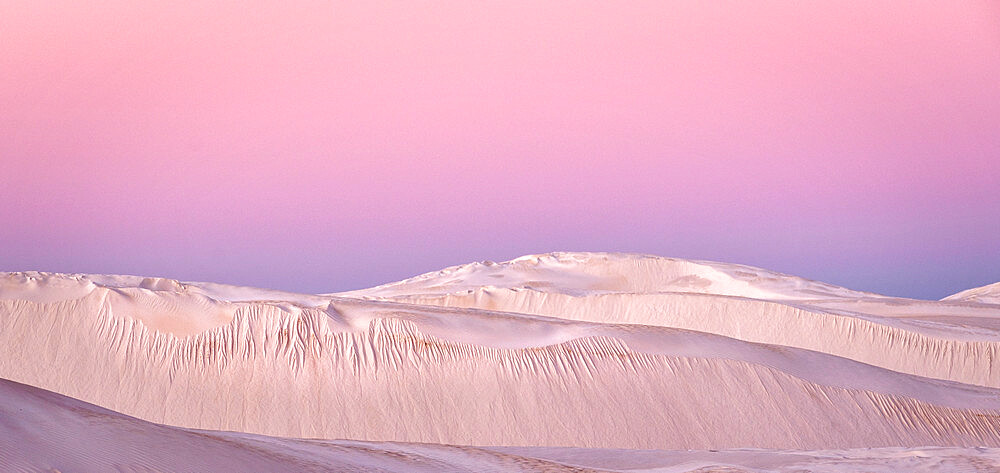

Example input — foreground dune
[3,255,1000,450]
[3,376,1000,473]
[0,377,586,472]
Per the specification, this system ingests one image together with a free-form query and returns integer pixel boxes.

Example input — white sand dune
[3,261,1000,449]
[337,252,881,300]
[0,376,589,473]
[2,253,1000,467]
[3,376,999,473]
[944,281,1000,306]
[340,252,1000,388]
[0,271,332,307]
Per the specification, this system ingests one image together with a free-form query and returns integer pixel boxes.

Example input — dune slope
[338,252,879,300]
[944,282,1000,305]
[5,376,999,473]
[2,272,1000,449]
[340,252,1000,388]
[0,377,591,473]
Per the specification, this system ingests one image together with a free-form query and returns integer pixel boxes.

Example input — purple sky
[2,1,999,299]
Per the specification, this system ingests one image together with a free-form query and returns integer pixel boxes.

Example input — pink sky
[2,1,998,298]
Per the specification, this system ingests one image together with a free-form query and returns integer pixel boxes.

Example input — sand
[3,377,1000,472]
[341,252,1000,387]
[2,252,999,469]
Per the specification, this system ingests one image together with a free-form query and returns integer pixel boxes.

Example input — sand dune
[338,252,881,300]
[340,252,1000,388]
[0,377,590,473]
[2,253,1000,467]
[944,281,1000,305]
[6,376,998,473]
[2,265,1000,449]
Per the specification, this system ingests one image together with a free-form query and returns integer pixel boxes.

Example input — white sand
[3,377,999,472]
[2,252,1000,469]
[944,281,1000,305]
[0,377,589,472]
[336,252,883,300]
[342,252,1000,387]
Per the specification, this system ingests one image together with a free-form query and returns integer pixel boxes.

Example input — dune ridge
[3,282,1000,448]
[338,252,1000,388]
[374,289,1000,388]
[945,282,1000,305]
[2,253,1000,457]
[339,252,882,300]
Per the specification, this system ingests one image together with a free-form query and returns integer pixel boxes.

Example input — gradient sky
[2,1,998,299]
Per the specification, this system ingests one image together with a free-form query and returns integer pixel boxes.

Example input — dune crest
[2,275,1000,448]
[6,376,998,473]
[3,254,1000,455]
[944,281,1000,305]
[339,252,879,300]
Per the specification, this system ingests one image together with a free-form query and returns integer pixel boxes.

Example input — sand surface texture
[2,252,1000,470]
[3,378,1000,473]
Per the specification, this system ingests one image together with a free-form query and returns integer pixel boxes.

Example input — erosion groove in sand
[379,289,1000,388]
[3,287,1000,449]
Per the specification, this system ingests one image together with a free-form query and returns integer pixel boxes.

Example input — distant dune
[341,252,1000,388]
[336,252,883,300]
[944,281,1000,305]
[2,253,1000,469]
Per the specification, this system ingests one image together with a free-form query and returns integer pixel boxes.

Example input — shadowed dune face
[0,377,595,473]
[1,253,999,454]
[6,377,999,473]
